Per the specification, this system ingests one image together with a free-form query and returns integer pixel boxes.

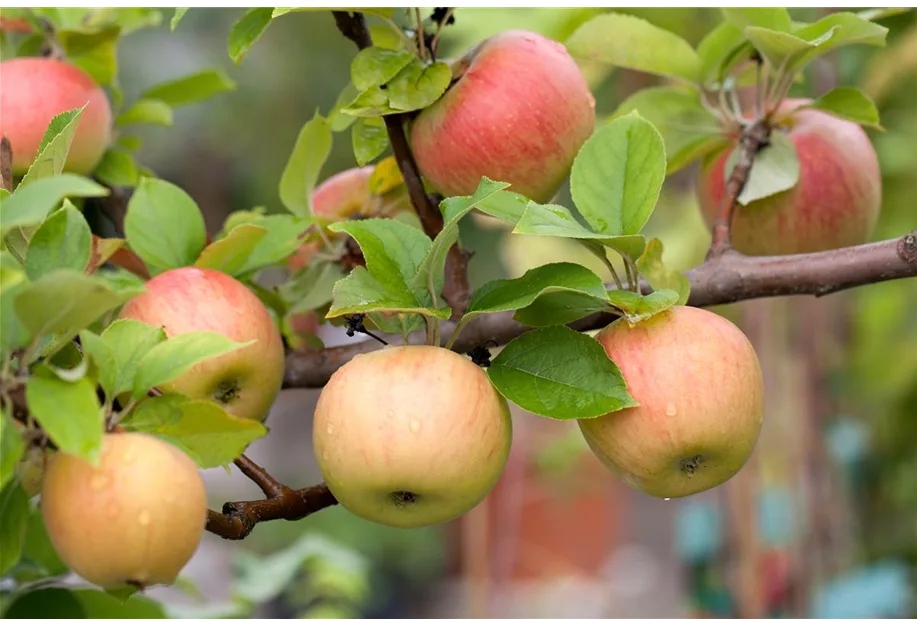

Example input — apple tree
[1,7,915,619]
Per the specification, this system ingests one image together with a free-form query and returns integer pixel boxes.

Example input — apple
[578,305,764,499]
[696,99,882,255]
[0,57,112,176]
[118,267,285,423]
[313,345,512,528]
[40,432,207,589]
[408,29,596,204]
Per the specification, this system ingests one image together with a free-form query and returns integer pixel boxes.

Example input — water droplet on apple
[138,509,151,526]
[664,498,671,502]
[90,473,110,491]
[326,423,335,435]
[409,419,422,433]
[665,402,678,417]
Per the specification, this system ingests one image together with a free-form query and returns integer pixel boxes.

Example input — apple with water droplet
[118,267,285,423]
[408,29,596,203]
[578,305,764,499]
[40,432,207,589]
[312,345,513,527]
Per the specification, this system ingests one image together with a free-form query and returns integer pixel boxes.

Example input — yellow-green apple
[578,305,764,499]
[408,29,596,203]
[40,432,207,589]
[313,345,512,528]
[696,99,882,255]
[0,57,112,176]
[118,267,285,423]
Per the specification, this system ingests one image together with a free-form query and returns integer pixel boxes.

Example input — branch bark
[284,231,917,388]
[1,136,13,193]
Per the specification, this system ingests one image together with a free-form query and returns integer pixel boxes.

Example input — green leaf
[3,587,167,619]
[0,410,25,493]
[725,130,799,205]
[351,117,389,166]
[94,148,140,187]
[570,112,666,236]
[279,113,333,218]
[57,25,120,85]
[228,7,274,65]
[565,13,700,83]
[488,326,638,420]
[329,83,360,132]
[115,98,174,127]
[14,269,143,343]
[0,174,108,237]
[26,366,103,462]
[326,267,447,320]
[283,258,345,315]
[743,26,833,73]
[855,7,911,22]
[350,47,415,92]
[125,397,267,468]
[636,238,690,306]
[132,331,253,399]
[19,106,86,188]
[22,508,68,577]
[0,266,31,356]
[237,215,310,276]
[465,262,608,319]
[82,319,167,399]
[721,8,792,33]
[0,480,30,576]
[511,201,647,260]
[195,223,268,277]
[514,291,612,327]
[340,85,395,118]
[330,218,432,303]
[606,288,679,324]
[141,69,236,107]
[412,177,510,304]
[803,86,882,129]
[171,8,189,30]
[124,177,207,273]
[791,12,888,68]
[474,190,530,226]
[696,21,746,85]
[115,134,142,151]
[385,59,451,112]
[24,204,93,280]
[610,86,725,174]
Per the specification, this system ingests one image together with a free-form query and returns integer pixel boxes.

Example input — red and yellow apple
[696,100,882,255]
[40,432,207,589]
[408,29,596,204]
[118,267,285,423]
[313,345,513,528]
[578,305,764,499]
[0,57,112,176]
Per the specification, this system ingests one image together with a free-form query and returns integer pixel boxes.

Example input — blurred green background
[6,7,916,619]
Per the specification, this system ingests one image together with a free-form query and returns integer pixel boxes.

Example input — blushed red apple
[696,99,882,255]
[578,306,764,499]
[0,57,112,176]
[408,29,596,203]
[119,267,285,423]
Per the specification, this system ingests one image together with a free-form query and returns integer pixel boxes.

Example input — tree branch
[1,136,13,193]
[331,9,473,317]
[708,118,771,258]
[284,232,917,388]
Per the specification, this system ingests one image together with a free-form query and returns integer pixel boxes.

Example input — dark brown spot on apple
[390,490,418,508]
[679,455,703,477]
[214,380,241,405]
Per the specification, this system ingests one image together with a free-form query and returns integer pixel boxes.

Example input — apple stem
[707,117,771,259]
